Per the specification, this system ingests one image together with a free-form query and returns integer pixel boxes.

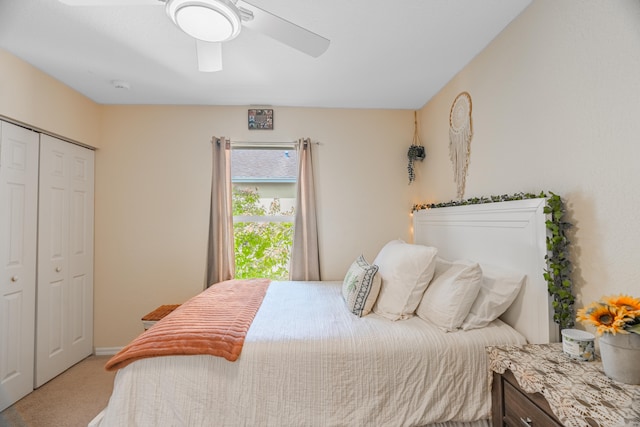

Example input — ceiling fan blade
[196,40,223,72]
[237,0,329,58]
[58,0,162,5]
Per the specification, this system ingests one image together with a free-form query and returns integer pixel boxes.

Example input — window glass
[231,148,297,279]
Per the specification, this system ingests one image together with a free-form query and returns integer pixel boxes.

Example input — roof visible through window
[231,148,297,182]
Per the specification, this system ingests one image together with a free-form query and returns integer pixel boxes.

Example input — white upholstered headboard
[412,198,559,344]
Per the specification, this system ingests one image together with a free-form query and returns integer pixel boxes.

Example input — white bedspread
[97,281,526,427]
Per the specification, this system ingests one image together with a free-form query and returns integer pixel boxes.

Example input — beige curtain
[206,136,234,287]
[289,138,321,281]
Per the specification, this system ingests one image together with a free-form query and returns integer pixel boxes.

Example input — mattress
[96,281,526,426]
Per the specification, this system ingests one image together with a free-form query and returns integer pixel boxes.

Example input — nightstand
[141,304,180,330]
[488,343,640,427]
[492,369,562,427]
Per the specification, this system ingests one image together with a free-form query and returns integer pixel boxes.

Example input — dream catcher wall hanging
[449,92,473,199]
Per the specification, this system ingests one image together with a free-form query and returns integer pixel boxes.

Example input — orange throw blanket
[105,278,271,371]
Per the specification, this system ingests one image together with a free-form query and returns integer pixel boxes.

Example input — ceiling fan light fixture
[166,0,241,42]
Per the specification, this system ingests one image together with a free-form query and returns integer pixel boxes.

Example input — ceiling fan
[57,0,330,72]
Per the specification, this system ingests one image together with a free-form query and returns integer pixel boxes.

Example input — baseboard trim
[94,347,123,356]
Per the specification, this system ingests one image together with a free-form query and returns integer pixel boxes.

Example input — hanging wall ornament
[449,92,473,199]
[407,111,426,184]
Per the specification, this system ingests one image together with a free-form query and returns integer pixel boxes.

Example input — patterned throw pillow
[342,255,381,317]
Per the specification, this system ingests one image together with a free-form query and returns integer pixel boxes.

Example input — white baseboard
[94,347,123,356]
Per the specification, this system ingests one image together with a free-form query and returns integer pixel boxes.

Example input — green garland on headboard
[412,191,575,330]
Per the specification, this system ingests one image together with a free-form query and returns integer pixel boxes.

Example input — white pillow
[342,255,381,317]
[461,264,525,330]
[372,240,438,320]
[416,258,482,331]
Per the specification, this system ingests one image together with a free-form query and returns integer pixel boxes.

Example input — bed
[91,198,558,427]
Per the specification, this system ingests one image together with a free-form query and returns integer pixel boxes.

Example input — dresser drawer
[503,381,562,427]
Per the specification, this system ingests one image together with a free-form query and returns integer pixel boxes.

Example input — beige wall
[0,49,101,148]
[95,106,416,346]
[1,47,417,347]
[417,0,640,325]
[5,0,635,348]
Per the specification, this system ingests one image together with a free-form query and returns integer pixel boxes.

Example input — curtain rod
[211,139,320,146]
[230,140,296,145]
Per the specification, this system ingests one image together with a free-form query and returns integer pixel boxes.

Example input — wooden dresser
[488,343,640,427]
[492,369,562,427]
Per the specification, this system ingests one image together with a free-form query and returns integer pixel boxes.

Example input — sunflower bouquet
[577,294,640,336]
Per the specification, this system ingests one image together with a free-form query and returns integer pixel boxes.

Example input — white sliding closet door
[36,134,94,387]
[0,122,39,411]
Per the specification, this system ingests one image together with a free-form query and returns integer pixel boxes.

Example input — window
[231,146,297,280]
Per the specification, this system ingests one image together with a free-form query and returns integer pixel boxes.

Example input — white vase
[599,332,640,385]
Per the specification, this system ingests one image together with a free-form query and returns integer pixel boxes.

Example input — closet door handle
[55,267,62,272]
[11,276,18,282]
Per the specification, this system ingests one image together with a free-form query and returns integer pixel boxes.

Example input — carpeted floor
[0,355,115,427]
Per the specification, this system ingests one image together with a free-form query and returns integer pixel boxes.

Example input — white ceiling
[0,0,531,109]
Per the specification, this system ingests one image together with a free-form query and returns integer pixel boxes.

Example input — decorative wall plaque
[248,109,274,130]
